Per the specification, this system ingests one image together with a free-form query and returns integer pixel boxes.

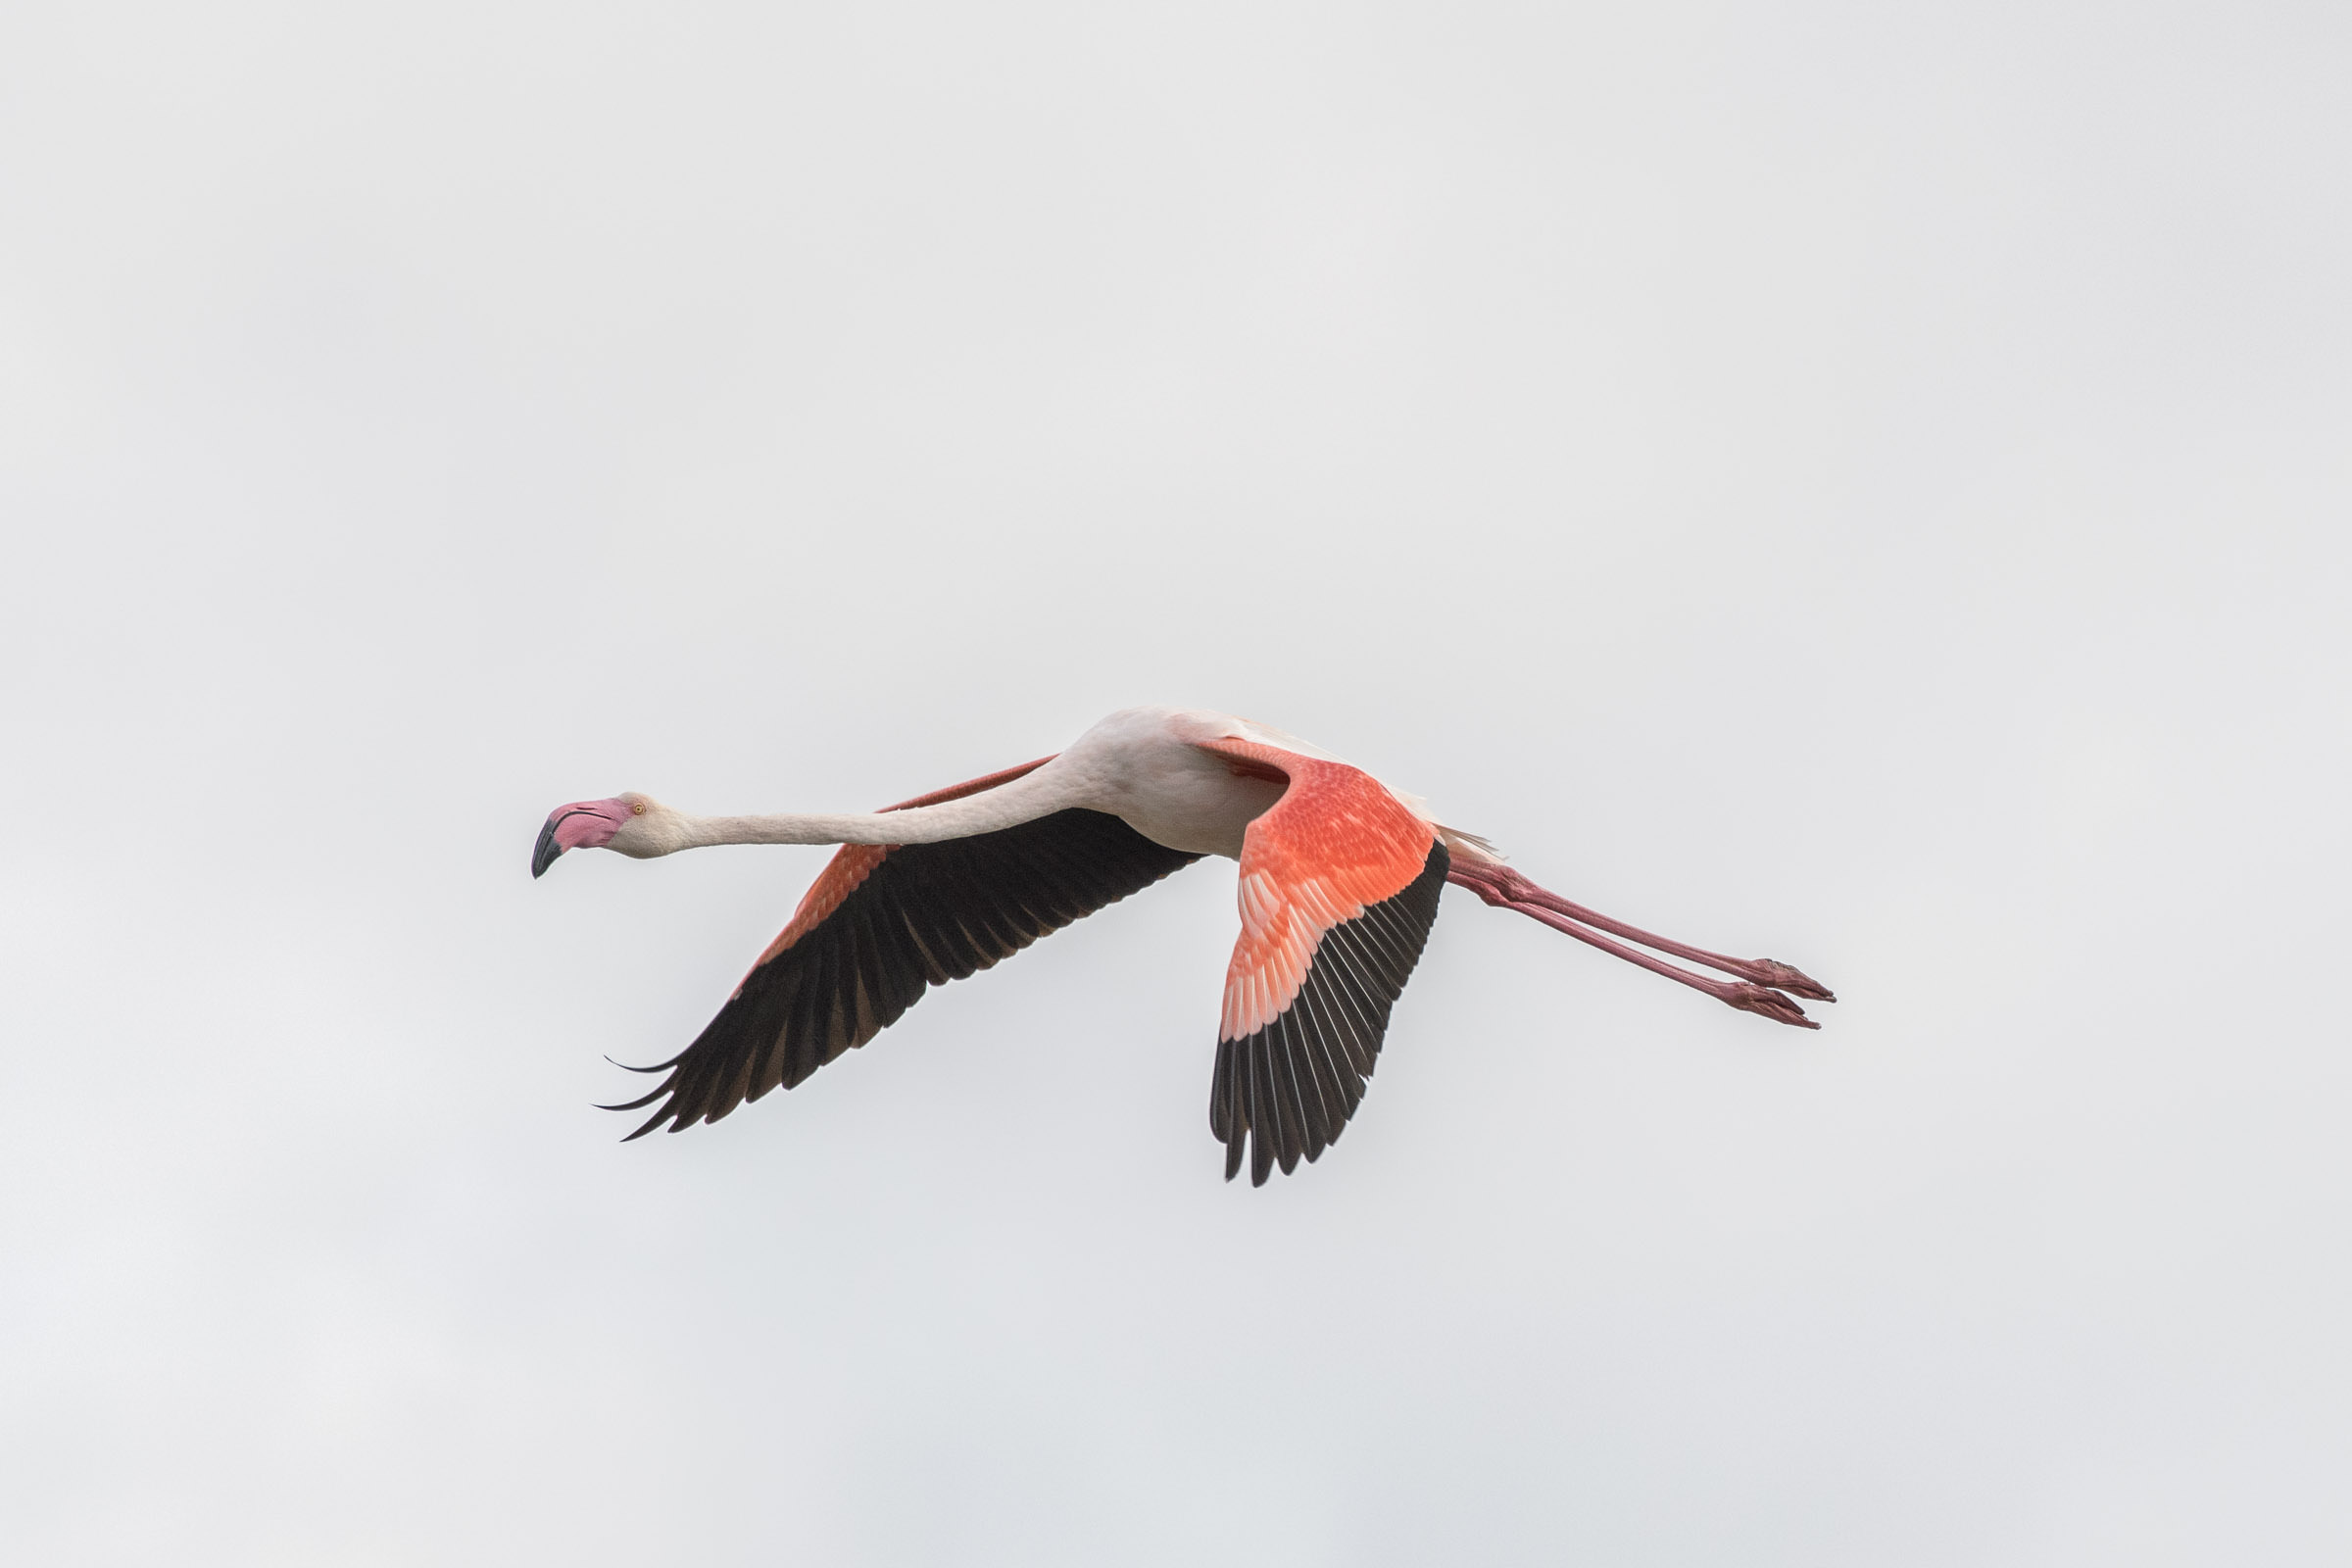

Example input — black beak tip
[531,819,564,879]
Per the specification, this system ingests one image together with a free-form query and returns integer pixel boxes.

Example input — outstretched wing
[1194,737,1449,1185]
[608,759,1202,1139]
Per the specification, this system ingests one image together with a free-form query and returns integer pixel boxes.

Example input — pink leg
[1446,860,1833,1030]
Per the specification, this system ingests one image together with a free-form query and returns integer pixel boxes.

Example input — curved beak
[531,815,565,878]
[532,798,632,878]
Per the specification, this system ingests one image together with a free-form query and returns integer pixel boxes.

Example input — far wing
[608,759,1201,1138]
[1193,737,1449,1185]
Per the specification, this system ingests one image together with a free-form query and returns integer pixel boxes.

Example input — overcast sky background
[4,2,2348,1563]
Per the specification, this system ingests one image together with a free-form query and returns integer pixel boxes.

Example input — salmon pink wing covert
[1194,737,1449,1185]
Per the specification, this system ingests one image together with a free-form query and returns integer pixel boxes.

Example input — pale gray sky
[4,2,2348,1563]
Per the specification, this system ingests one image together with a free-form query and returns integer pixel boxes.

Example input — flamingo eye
[630,802,645,815]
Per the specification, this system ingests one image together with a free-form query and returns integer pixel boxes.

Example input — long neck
[666,765,1088,850]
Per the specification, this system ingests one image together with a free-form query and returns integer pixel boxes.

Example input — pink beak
[531,798,630,878]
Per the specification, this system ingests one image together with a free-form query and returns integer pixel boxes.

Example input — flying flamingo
[533,707,1833,1184]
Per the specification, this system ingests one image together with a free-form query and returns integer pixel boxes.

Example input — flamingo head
[532,792,657,877]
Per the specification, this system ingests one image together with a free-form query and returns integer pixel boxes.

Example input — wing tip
[617,1107,672,1141]
[603,1053,676,1075]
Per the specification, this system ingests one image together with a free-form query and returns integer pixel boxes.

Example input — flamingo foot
[1746,959,1836,1004]
[1719,981,1821,1029]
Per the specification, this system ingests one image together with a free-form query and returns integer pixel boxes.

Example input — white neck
[635,765,1089,855]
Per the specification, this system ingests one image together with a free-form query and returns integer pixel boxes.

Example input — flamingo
[533,707,1833,1184]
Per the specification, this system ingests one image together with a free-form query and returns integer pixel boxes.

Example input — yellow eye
[630,802,646,815]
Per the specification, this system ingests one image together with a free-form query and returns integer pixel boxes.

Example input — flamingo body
[535,707,1833,1184]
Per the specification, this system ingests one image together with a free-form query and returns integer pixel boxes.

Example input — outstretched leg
[1446,859,1834,1029]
